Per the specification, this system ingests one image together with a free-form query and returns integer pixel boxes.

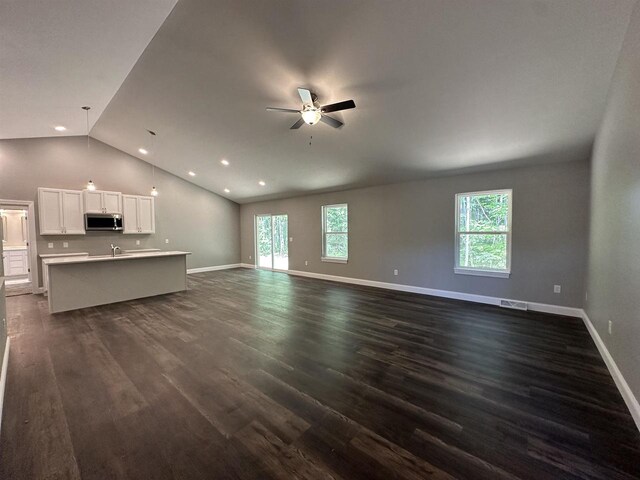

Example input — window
[322,204,348,262]
[455,190,512,277]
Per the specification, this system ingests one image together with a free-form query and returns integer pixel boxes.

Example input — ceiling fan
[266,88,356,129]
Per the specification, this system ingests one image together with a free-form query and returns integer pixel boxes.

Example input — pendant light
[82,106,96,191]
[150,164,158,197]
[147,130,158,196]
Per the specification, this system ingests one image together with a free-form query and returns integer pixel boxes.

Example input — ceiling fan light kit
[301,106,321,125]
[266,87,355,130]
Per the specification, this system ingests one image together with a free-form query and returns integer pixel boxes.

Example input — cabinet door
[122,195,139,234]
[61,191,85,234]
[83,190,103,213]
[8,251,27,276]
[2,253,8,276]
[38,188,64,234]
[102,192,122,214]
[137,196,155,234]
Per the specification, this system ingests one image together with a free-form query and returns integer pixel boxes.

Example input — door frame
[0,199,38,294]
[254,213,289,271]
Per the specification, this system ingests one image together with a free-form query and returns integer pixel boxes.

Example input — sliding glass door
[255,214,288,270]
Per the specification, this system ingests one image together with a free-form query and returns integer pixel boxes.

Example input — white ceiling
[4,0,635,203]
[0,0,177,139]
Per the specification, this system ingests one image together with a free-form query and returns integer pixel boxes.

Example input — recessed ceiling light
[138,148,148,155]
[188,171,196,176]
[258,180,266,186]
[54,125,66,132]
[224,188,230,193]
[221,159,229,166]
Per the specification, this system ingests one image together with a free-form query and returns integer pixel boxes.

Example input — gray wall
[0,136,240,287]
[586,2,640,402]
[241,160,590,308]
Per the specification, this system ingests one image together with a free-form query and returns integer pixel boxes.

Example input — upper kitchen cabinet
[122,195,155,234]
[83,190,122,214]
[38,188,85,235]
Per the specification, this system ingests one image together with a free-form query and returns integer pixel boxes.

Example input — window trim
[321,203,348,263]
[454,189,512,278]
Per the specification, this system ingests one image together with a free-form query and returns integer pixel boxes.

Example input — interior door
[256,215,273,269]
[255,214,288,270]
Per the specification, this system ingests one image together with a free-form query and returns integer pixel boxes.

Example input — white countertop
[42,250,191,266]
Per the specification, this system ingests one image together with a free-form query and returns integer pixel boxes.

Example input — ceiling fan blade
[321,99,356,114]
[298,88,313,105]
[266,107,300,113]
[290,117,305,129]
[320,115,343,129]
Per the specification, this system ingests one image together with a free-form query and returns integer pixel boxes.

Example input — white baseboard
[241,265,582,318]
[580,310,640,432]
[187,263,242,274]
[0,337,10,437]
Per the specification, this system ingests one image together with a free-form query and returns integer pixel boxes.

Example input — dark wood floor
[1,269,639,479]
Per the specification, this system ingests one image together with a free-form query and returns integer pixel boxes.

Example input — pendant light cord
[82,106,91,149]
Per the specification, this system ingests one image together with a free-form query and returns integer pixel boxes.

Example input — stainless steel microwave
[85,213,123,231]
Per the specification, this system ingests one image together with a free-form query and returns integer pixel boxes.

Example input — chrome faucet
[110,243,121,257]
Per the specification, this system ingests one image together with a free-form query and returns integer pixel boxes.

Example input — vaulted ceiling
[2,0,635,203]
[0,0,177,138]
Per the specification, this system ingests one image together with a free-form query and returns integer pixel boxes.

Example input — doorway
[255,214,288,270]
[1,199,38,295]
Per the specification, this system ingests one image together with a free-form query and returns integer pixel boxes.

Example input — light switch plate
[136,240,140,245]
[63,242,68,248]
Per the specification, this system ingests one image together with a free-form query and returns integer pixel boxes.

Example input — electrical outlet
[305,260,308,266]
[249,255,252,260]
[289,237,293,242]
[608,321,612,335]
[136,240,140,246]
[63,242,68,248]
[47,242,53,249]
[553,285,561,294]
[393,269,398,276]
[165,239,169,244]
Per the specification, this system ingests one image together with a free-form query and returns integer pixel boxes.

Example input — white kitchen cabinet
[38,188,85,235]
[122,195,155,234]
[83,190,122,214]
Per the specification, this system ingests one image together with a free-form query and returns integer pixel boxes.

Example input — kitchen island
[42,250,191,313]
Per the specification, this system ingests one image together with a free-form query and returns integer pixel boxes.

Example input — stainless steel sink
[87,254,133,259]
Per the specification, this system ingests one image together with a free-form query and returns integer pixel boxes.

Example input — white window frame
[322,203,348,263]
[454,189,512,278]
